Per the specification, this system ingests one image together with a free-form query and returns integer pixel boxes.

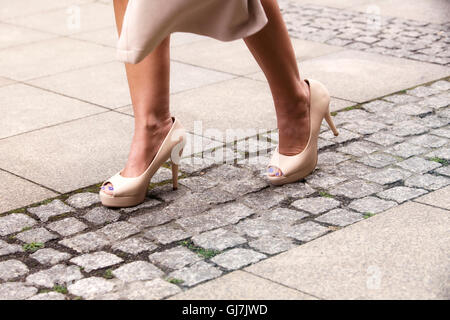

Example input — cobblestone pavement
[279,1,450,65]
[0,78,448,300]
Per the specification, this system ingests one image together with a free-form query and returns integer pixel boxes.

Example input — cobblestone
[112,261,163,282]
[364,168,412,185]
[0,213,37,236]
[16,227,58,243]
[28,200,74,222]
[306,170,347,189]
[316,209,364,227]
[96,279,181,300]
[65,192,100,209]
[149,246,202,270]
[348,196,397,214]
[30,248,71,265]
[70,251,123,272]
[280,2,448,65]
[0,260,29,280]
[291,197,340,215]
[404,174,450,190]
[337,141,380,157]
[248,236,295,255]
[111,237,158,255]
[0,239,23,256]
[59,231,110,253]
[121,198,161,214]
[377,186,428,203]
[0,282,37,300]
[192,228,246,251]
[320,129,361,144]
[211,248,266,270]
[396,157,442,173]
[176,202,255,234]
[286,221,329,242]
[389,120,429,137]
[241,188,285,209]
[26,264,83,288]
[342,120,387,135]
[365,132,404,146]
[408,135,448,148]
[317,152,350,167]
[329,161,375,179]
[168,261,222,287]
[83,207,120,225]
[435,166,450,177]
[27,292,66,300]
[144,225,192,245]
[357,153,398,168]
[128,210,173,228]
[330,180,383,199]
[258,207,308,225]
[234,218,286,238]
[427,147,450,161]
[386,142,430,158]
[68,277,117,299]
[98,221,140,242]
[274,181,316,198]
[47,217,87,237]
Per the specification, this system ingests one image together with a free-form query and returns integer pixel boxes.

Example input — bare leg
[104,0,172,195]
[244,0,310,177]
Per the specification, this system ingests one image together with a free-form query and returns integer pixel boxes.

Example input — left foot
[268,80,310,177]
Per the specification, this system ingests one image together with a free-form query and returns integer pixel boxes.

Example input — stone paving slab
[5,2,114,36]
[294,50,449,102]
[0,37,115,81]
[414,185,450,210]
[169,270,316,300]
[0,111,134,193]
[0,170,57,214]
[245,200,450,299]
[0,0,92,21]
[171,37,344,76]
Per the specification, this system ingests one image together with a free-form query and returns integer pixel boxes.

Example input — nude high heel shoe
[267,79,339,186]
[99,117,186,208]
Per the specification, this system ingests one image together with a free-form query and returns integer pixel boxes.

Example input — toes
[267,166,283,177]
[101,183,114,195]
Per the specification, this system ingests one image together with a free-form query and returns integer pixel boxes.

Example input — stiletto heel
[267,79,338,186]
[324,110,339,136]
[171,162,179,190]
[99,117,186,208]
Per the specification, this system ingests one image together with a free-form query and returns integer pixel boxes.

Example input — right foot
[101,118,173,195]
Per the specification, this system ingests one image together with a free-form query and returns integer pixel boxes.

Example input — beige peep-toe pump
[268,79,339,186]
[99,117,186,207]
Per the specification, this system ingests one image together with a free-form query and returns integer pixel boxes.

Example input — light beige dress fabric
[117,0,268,64]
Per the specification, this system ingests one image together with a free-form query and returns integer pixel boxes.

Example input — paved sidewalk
[0,0,449,300]
[172,188,450,299]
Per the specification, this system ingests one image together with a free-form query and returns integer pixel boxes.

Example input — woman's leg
[104,0,172,195]
[244,0,310,177]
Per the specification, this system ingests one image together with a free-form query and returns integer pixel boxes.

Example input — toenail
[108,186,114,190]
[276,172,280,176]
[268,167,273,173]
[101,186,105,190]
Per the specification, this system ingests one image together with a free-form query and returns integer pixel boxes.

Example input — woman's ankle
[274,80,310,117]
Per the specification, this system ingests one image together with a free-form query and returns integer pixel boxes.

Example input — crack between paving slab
[411,199,450,211]
[241,269,324,300]
[0,168,61,195]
